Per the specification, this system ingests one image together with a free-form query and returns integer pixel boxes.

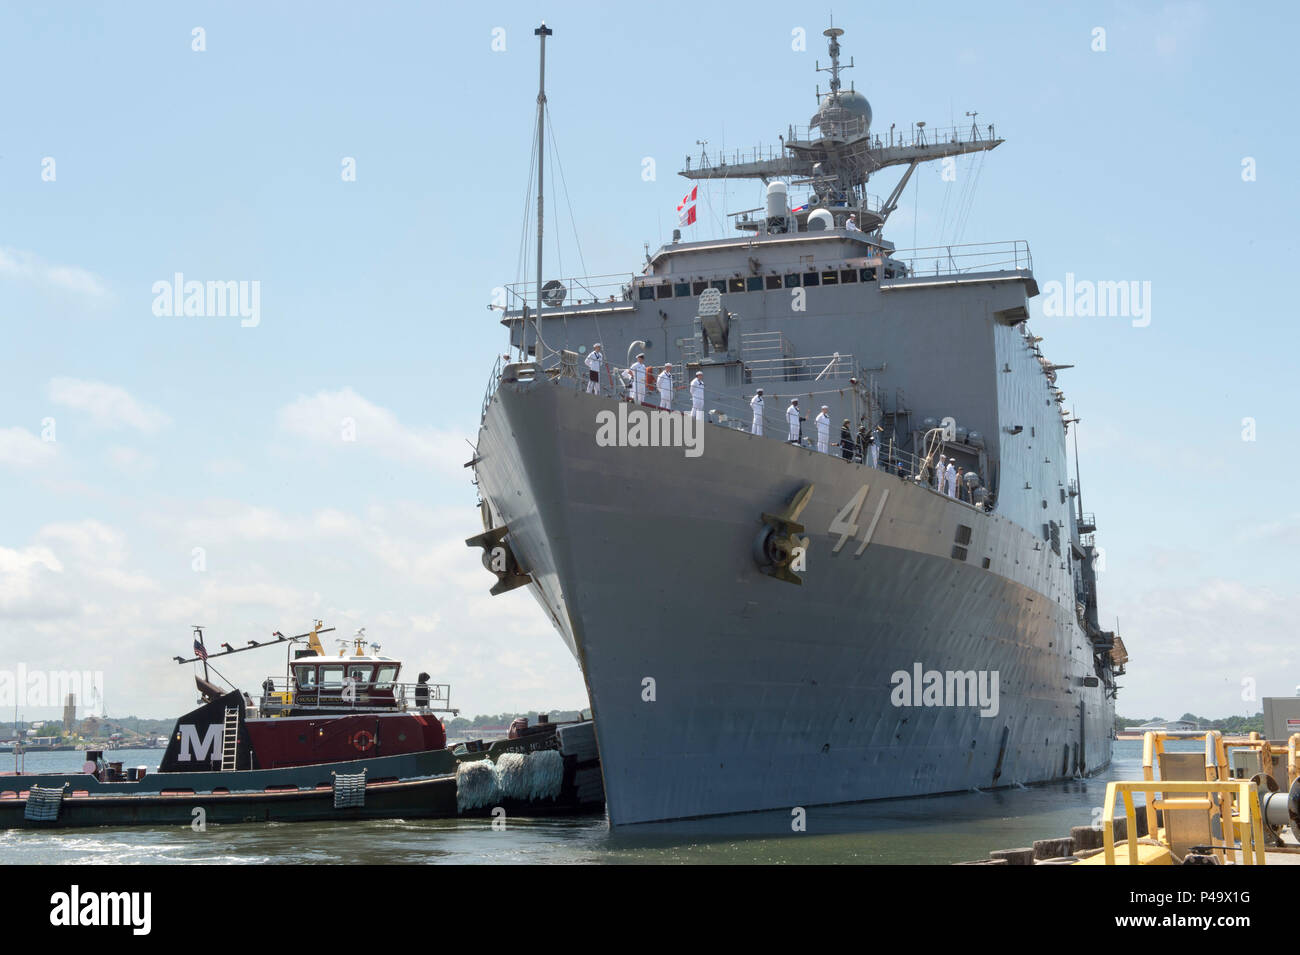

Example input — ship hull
[475,378,1113,825]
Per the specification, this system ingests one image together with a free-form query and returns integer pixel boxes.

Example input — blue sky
[1,1,1296,722]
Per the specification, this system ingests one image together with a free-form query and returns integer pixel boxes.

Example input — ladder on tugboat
[220,706,239,771]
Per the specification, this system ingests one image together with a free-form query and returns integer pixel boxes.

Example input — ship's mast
[533,22,552,357]
[815,23,852,105]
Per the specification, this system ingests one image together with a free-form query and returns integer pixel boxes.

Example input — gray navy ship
[468,23,1128,825]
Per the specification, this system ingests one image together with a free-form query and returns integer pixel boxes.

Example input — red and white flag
[677,186,697,227]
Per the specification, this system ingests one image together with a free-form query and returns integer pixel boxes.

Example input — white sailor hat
[695,371,703,377]
[821,405,829,410]
[664,362,672,368]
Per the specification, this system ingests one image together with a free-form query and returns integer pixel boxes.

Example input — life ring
[351,730,375,752]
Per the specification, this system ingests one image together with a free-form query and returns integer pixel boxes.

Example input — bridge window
[840,269,858,284]
[745,277,764,292]
[691,280,708,295]
[765,275,782,290]
[655,284,672,300]
[783,273,800,288]
[728,278,745,293]
[859,267,877,282]
[673,282,691,297]
[821,270,838,285]
[802,272,820,287]
[710,279,727,294]
[637,286,655,301]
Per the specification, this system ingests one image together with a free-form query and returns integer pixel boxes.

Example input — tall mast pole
[533,22,552,360]
[1072,414,1084,524]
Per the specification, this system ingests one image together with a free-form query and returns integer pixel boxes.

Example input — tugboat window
[294,666,317,687]
[319,665,345,687]
[347,665,373,684]
[375,665,399,687]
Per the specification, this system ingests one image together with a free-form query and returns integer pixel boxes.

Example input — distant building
[63,693,76,733]
[1131,718,1200,733]
[1263,697,1300,740]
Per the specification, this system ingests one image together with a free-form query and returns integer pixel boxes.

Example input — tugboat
[166,621,455,773]
[0,622,605,828]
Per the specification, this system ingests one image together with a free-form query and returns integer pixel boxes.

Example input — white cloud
[0,246,110,301]
[277,387,465,478]
[48,378,171,433]
[0,427,56,468]
[108,446,157,475]
[0,544,69,618]
[1114,576,1297,719]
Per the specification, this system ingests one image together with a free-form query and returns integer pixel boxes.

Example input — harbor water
[1,739,1190,864]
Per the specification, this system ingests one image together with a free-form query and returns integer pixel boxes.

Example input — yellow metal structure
[1092,778,1266,866]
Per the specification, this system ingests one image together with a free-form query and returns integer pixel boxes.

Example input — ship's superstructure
[468,25,1125,825]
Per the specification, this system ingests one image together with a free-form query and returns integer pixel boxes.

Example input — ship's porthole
[397,733,407,742]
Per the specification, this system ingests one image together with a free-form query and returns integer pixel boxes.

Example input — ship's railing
[730,193,885,229]
[253,679,453,715]
[481,352,508,422]
[501,273,636,314]
[533,349,991,510]
[786,121,998,150]
[744,353,857,384]
[885,240,1032,279]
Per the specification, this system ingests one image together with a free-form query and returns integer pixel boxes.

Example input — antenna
[532,22,553,361]
[1072,411,1084,523]
[817,21,854,102]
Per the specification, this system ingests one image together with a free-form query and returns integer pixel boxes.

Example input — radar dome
[811,89,872,136]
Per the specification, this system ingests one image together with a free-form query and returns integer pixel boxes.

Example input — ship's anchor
[465,525,533,596]
[753,483,814,586]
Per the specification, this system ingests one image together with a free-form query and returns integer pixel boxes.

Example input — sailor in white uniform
[584,343,603,395]
[630,354,647,405]
[786,399,802,444]
[935,454,947,490]
[845,214,860,232]
[945,460,957,497]
[750,389,765,435]
[656,364,674,409]
[815,406,830,454]
[690,371,705,423]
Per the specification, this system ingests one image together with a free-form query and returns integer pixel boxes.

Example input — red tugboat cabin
[239,626,452,769]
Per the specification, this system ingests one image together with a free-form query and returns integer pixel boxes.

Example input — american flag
[193,638,208,661]
[677,186,697,227]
